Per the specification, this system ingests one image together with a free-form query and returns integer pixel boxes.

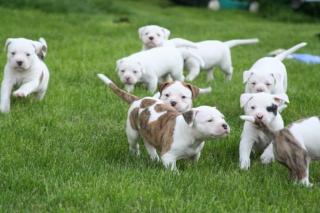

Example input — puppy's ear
[273,93,289,105]
[240,93,253,108]
[271,73,284,92]
[137,61,145,74]
[159,82,172,94]
[182,109,197,127]
[183,83,200,99]
[161,27,170,39]
[116,58,124,70]
[32,38,48,59]
[4,38,13,52]
[138,26,146,39]
[243,70,252,84]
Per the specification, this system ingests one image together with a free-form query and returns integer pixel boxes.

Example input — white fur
[239,92,289,169]
[126,103,230,171]
[116,47,185,93]
[184,39,259,81]
[1,38,50,113]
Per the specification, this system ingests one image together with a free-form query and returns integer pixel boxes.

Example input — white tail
[275,42,307,61]
[97,73,113,85]
[199,86,212,94]
[224,38,259,48]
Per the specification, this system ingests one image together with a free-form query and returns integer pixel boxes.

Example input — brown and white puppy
[241,115,320,187]
[153,81,212,113]
[97,73,230,171]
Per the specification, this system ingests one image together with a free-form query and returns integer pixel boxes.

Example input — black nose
[256,88,264,92]
[17,61,23,66]
[222,124,228,130]
[149,36,154,40]
[170,101,177,107]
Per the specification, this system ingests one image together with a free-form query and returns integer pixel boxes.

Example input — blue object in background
[290,53,320,64]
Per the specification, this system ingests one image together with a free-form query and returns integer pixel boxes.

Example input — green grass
[0,0,320,211]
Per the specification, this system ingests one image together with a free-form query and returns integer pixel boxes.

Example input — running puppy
[241,115,320,187]
[1,38,50,113]
[97,74,230,171]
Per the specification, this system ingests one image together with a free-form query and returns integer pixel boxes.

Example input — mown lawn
[0,0,320,211]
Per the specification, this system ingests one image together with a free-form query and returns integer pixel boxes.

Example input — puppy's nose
[256,115,263,120]
[17,61,23,66]
[170,101,177,107]
[256,88,264,92]
[222,123,228,130]
[149,36,154,40]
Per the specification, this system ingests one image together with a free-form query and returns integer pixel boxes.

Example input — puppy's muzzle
[16,61,23,66]
[170,101,177,107]
[149,36,154,41]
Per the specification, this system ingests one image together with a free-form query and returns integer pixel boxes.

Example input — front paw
[240,158,250,170]
[13,90,27,98]
[260,152,274,164]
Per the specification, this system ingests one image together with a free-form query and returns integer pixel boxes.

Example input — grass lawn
[0,0,320,211]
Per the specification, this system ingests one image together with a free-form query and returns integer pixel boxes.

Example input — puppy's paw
[240,158,250,170]
[260,153,274,164]
[13,90,27,98]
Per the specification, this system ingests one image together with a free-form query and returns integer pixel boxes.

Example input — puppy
[97,74,230,171]
[243,42,306,94]
[184,39,259,81]
[1,38,50,113]
[241,115,320,187]
[239,92,289,170]
[117,46,203,93]
[138,25,197,50]
[154,81,212,113]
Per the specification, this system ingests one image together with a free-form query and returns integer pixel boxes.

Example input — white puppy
[156,81,211,113]
[138,25,197,50]
[239,92,289,170]
[1,38,50,113]
[117,47,203,93]
[184,39,259,81]
[241,115,320,187]
[243,42,306,94]
[97,74,230,171]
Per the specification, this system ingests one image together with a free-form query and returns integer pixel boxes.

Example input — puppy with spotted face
[1,38,50,113]
[138,25,197,50]
[97,74,230,171]
[154,81,212,113]
[239,92,289,170]
[241,115,320,187]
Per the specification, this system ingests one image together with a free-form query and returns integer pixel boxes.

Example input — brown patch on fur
[129,107,139,130]
[182,82,200,99]
[140,99,157,108]
[274,128,309,181]
[158,82,174,94]
[135,103,179,155]
[39,71,44,85]
[109,83,139,104]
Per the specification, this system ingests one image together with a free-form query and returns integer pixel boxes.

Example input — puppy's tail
[179,48,205,67]
[275,42,307,61]
[224,38,259,48]
[199,86,212,94]
[170,38,197,49]
[97,74,139,104]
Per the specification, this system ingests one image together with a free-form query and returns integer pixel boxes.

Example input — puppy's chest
[253,128,273,151]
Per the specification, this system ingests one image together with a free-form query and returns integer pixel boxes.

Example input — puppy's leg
[126,120,140,156]
[206,68,215,82]
[147,78,158,93]
[190,141,205,163]
[0,78,14,113]
[220,55,233,81]
[185,58,201,81]
[170,68,185,82]
[125,84,134,93]
[260,143,275,164]
[13,80,39,97]
[298,157,312,187]
[143,141,160,162]
[239,137,254,170]
[161,152,177,171]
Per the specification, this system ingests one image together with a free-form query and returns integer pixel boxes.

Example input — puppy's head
[183,106,230,138]
[4,38,45,71]
[116,58,144,86]
[243,69,282,93]
[159,81,200,113]
[240,92,289,125]
[138,25,170,49]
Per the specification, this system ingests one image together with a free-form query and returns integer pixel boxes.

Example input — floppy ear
[116,58,124,70]
[4,38,13,52]
[273,93,289,105]
[161,27,170,39]
[271,73,284,92]
[240,93,253,108]
[137,61,145,74]
[243,70,252,84]
[32,38,47,59]
[182,109,197,127]
[183,83,200,99]
[158,82,172,94]
[138,26,146,39]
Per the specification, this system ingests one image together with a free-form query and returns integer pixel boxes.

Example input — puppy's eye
[26,53,30,57]
[251,82,256,85]
[11,52,15,56]
[145,32,149,35]
[251,106,256,110]
[266,83,271,86]
[207,119,213,122]
[133,70,138,74]
[120,70,125,73]
[165,94,170,97]
[156,33,160,37]
[181,95,186,99]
